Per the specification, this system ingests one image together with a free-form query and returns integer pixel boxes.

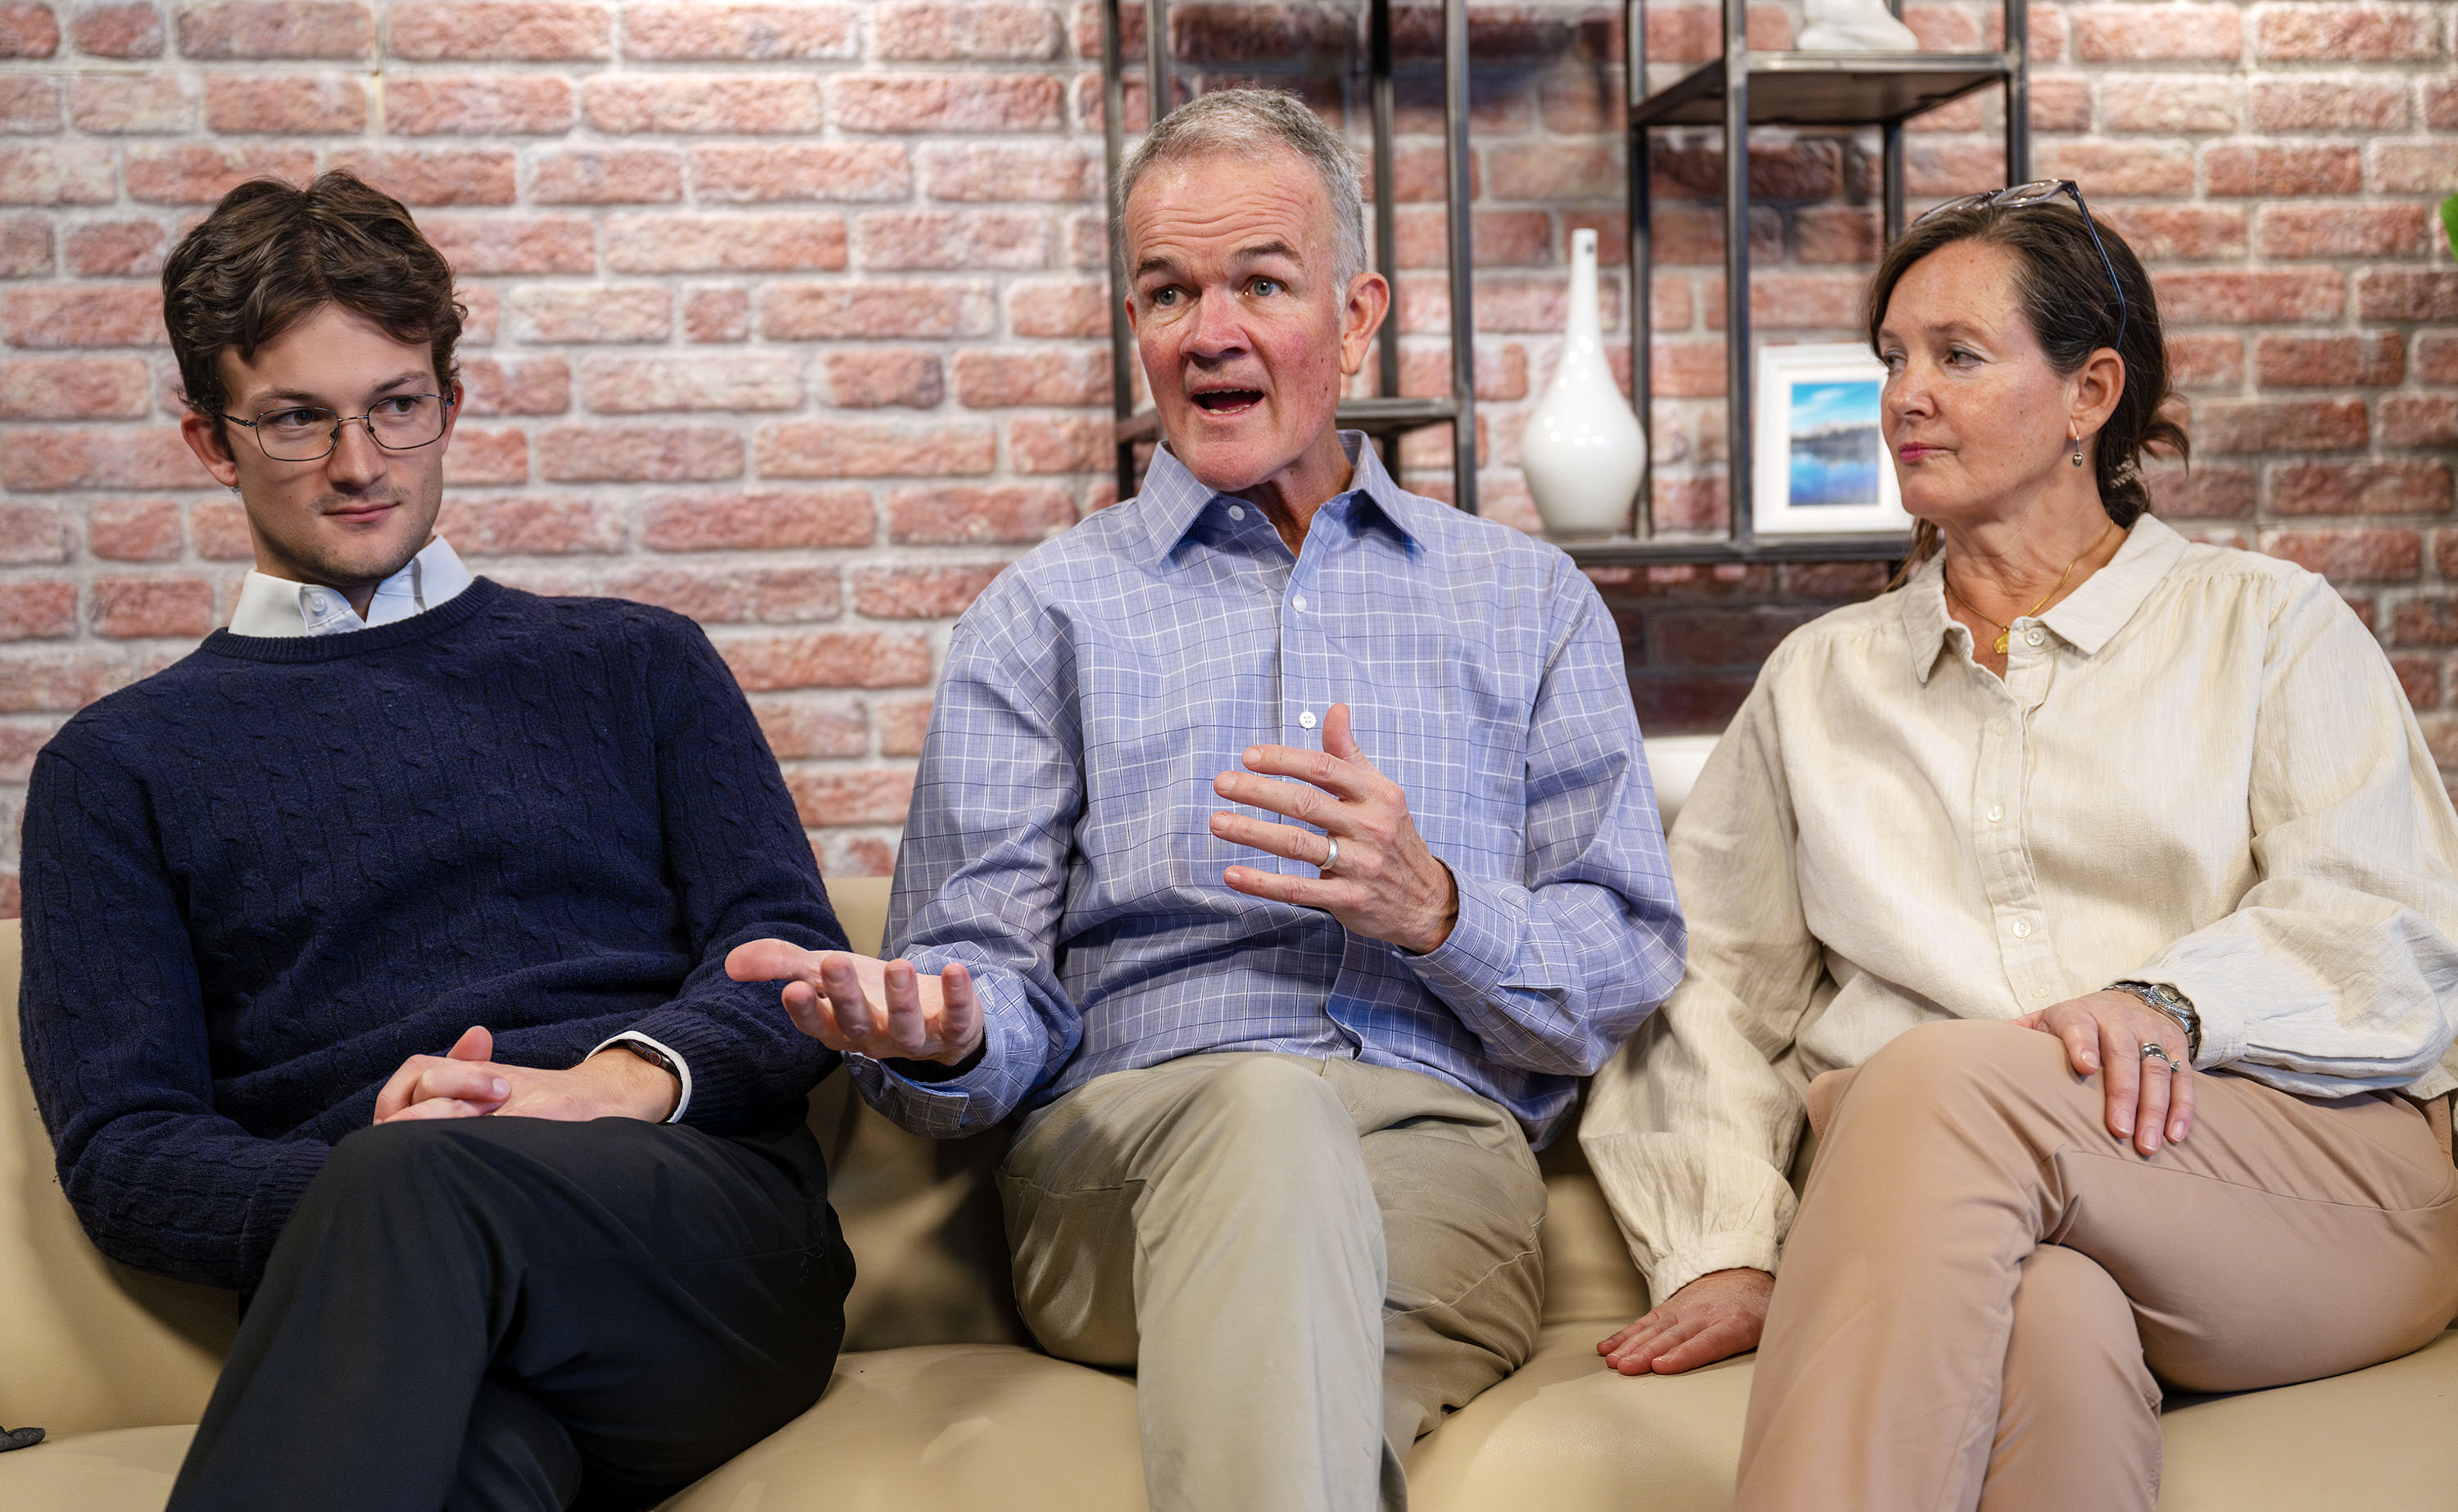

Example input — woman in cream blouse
[1581,184,2458,1511]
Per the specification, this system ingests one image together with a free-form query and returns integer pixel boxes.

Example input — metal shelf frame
[1099,0,1480,511]
[1581,0,2031,567]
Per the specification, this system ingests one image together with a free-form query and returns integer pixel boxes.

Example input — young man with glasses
[16,171,856,1511]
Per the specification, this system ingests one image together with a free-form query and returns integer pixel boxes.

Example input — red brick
[0,714,62,779]
[2392,598,2458,646]
[524,146,679,205]
[439,425,528,486]
[456,355,569,415]
[0,579,79,639]
[2102,76,2240,134]
[876,0,1052,58]
[1359,142,1476,206]
[1399,340,1528,402]
[691,141,910,202]
[0,503,67,564]
[2257,3,2442,60]
[175,0,370,57]
[2387,650,2438,706]
[829,72,1061,133]
[421,214,594,275]
[70,2,160,55]
[820,348,942,409]
[438,493,622,555]
[2418,332,2458,385]
[720,630,932,691]
[1396,206,1553,269]
[607,564,842,626]
[2372,141,2458,195]
[2196,397,2368,453]
[2261,527,2419,582]
[2073,2,2242,58]
[537,424,741,482]
[1639,340,1724,399]
[2032,140,2194,197]
[2253,333,2403,388]
[87,496,183,558]
[2270,459,2451,516]
[2380,395,2458,449]
[384,74,573,135]
[950,346,1104,409]
[326,147,515,206]
[2152,268,2343,326]
[0,213,50,276]
[2152,458,2261,518]
[1062,209,1105,270]
[819,833,898,878]
[917,140,1095,204]
[1750,273,1868,331]
[756,419,994,479]
[886,483,1075,545]
[683,285,746,343]
[874,694,930,756]
[90,573,211,636]
[0,74,57,130]
[1648,139,1844,203]
[2356,269,2458,323]
[1470,274,1622,336]
[388,1,607,60]
[2202,142,2361,197]
[850,563,1005,619]
[748,697,868,758]
[2429,75,2458,131]
[1486,140,1625,203]
[1014,414,1114,474]
[1,284,162,346]
[759,280,994,341]
[124,143,314,204]
[0,354,149,419]
[853,209,1050,272]
[580,352,801,413]
[0,1,57,53]
[585,75,818,134]
[2029,74,2093,132]
[784,767,916,827]
[201,71,363,132]
[2165,333,2245,390]
[621,2,853,58]
[507,283,667,343]
[605,212,845,274]
[640,487,873,552]
[1625,2,1790,62]
[2252,78,2408,133]
[0,143,115,204]
[0,646,167,711]
[2256,202,2429,260]
[188,497,252,559]
[1009,277,1106,338]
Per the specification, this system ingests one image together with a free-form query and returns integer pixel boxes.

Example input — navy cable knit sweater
[17,578,846,1292]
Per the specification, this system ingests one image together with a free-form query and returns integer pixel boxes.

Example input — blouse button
[2025,627,2046,647]
[2032,985,2051,998]
[1986,804,2004,822]
[2011,920,2033,939]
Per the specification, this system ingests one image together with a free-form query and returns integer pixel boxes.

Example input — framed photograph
[1752,343,1913,537]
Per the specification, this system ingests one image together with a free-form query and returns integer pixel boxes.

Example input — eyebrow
[240,371,432,410]
[1133,240,1308,281]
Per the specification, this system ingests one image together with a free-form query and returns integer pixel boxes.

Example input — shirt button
[1298,710,1317,730]
[2011,920,2033,939]
[1227,505,1246,521]
[2025,627,2045,647]
[1986,804,2004,822]
[1292,595,1308,612]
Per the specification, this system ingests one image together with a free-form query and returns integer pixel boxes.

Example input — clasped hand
[1209,703,1458,955]
[373,1025,678,1125]
[724,941,982,1067]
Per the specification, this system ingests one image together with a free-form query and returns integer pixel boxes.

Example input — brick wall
[0,2,2452,908]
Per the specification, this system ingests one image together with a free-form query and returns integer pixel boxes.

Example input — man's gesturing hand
[726,942,982,1067]
[373,1025,681,1125]
[1211,703,1460,954]
[1597,1267,1774,1376]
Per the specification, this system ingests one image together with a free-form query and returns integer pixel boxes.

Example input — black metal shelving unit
[1099,0,1480,510]
[1562,0,2030,568]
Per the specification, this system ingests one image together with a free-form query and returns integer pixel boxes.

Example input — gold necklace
[1944,523,2117,656]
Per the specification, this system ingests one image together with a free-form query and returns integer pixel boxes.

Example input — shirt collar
[1131,431,1422,564]
[229,536,475,639]
[1899,514,2189,685]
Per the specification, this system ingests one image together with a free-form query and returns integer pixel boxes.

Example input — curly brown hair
[162,171,465,448]
[1866,197,2189,584]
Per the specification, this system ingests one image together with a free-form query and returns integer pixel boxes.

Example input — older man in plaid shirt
[731,90,1685,1511]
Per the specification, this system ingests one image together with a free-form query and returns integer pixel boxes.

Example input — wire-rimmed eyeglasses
[1912,179,2129,353]
[220,393,453,463]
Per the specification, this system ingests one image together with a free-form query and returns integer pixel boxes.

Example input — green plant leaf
[2443,193,2458,262]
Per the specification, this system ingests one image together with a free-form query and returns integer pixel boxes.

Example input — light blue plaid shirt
[850,435,1685,1147]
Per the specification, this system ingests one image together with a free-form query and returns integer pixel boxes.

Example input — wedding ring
[1320,836,1340,874]
[2139,1041,2178,1072]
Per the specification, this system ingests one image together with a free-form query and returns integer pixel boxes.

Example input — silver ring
[2139,1041,2178,1073]
[1320,836,1340,874]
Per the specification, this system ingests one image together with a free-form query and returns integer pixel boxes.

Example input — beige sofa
[5,738,2457,1509]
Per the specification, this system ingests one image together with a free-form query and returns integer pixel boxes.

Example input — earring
[2070,437,2084,468]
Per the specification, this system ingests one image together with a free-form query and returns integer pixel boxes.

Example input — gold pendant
[1993,631,2011,656]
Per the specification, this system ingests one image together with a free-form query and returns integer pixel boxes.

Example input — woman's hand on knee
[1597,1268,1773,1376]
[2014,992,2195,1156]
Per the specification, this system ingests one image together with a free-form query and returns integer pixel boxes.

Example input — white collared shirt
[227,536,477,638]
[224,533,692,1122]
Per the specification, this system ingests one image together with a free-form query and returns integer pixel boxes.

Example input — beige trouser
[1738,1019,2458,1512]
[997,1053,1549,1512]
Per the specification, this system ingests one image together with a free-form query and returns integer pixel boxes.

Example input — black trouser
[169,1109,852,1512]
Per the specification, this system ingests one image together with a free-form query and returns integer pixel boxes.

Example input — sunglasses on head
[1912,179,2129,352]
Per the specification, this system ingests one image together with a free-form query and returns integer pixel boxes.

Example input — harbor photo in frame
[1751,343,1914,538]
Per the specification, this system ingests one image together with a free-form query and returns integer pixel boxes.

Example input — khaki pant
[1739,1019,2458,1512]
[997,1053,1548,1512]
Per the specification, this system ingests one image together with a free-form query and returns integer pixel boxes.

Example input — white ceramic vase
[1521,229,1645,539]
[1798,0,1921,50]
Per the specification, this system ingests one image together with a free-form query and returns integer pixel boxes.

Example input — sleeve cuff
[1399,867,1523,1007]
[1648,1235,1787,1309]
[592,1031,693,1124]
[2127,962,2249,1072]
[842,954,1041,1139]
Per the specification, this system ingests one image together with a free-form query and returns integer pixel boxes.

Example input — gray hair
[1114,88,1369,288]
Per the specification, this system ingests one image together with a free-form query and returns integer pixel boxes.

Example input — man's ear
[1337,269,1391,378]
[179,408,241,491]
[438,378,465,453]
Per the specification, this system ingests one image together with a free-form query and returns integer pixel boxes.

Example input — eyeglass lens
[252,395,447,461]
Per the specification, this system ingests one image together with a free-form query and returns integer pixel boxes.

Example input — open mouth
[1190,390,1263,415]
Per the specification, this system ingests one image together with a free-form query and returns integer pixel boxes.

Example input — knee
[313,1119,508,1212]
[1824,1019,2072,1157]
[1170,1057,1362,1196]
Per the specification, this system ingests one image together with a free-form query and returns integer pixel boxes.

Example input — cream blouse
[1581,515,2458,1302]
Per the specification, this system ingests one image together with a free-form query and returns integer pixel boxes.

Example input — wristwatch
[2109,980,2200,1062]
[611,1038,685,1120]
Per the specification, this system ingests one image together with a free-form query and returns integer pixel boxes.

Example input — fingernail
[492,1079,508,1097]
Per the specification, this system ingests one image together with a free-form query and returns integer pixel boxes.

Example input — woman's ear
[2073,346,2126,437]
